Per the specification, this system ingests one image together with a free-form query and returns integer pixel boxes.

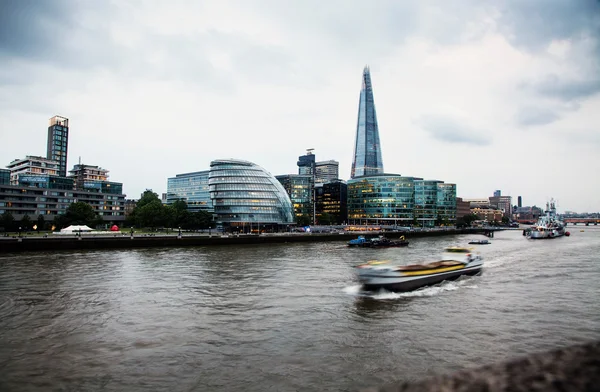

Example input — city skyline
[1,1,599,212]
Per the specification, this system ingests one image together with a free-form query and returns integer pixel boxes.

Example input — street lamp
[178,226,182,238]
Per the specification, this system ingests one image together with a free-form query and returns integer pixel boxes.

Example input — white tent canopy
[60,225,93,234]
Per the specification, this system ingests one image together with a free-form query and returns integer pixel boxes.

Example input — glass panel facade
[166,170,213,212]
[347,175,415,224]
[351,66,384,178]
[209,159,294,227]
[276,174,313,220]
[437,183,457,224]
[415,180,441,228]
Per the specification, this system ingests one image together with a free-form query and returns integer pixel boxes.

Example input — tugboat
[468,239,491,245]
[527,199,566,239]
[355,247,483,292]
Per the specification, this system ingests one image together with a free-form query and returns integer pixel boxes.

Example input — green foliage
[318,212,333,225]
[296,214,311,227]
[20,214,32,231]
[37,214,45,231]
[1,212,15,232]
[65,202,102,227]
[130,195,215,230]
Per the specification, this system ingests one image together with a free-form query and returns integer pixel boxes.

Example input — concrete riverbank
[0,228,498,253]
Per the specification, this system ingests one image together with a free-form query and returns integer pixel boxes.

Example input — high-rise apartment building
[47,116,69,177]
[351,66,384,178]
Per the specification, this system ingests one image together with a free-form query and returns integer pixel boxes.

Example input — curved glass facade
[209,159,294,228]
[347,174,416,225]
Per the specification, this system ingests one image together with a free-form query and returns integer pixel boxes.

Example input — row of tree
[0,191,215,232]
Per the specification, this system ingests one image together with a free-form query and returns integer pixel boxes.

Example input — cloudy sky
[1,0,599,212]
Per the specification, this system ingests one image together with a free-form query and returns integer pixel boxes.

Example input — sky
[0,0,599,213]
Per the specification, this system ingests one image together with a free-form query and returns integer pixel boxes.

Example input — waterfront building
[0,169,9,185]
[166,170,213,212]
[209,159,294,231]
[489,195,513,218]
[456,197,472,220]
[414,180,441,228]
[297,149,316,176]
[69,164,122,196]
[351,66,384,179]
[125,199,136,217]
[315,179,347,225]
[347,174,416,225]
[46,116,69,177]
[437,183,457,225]
[471,206,503,223]
[7,156,60,185]
[462,198,491,208]
[276,174,314,221]
[315,160,339,183]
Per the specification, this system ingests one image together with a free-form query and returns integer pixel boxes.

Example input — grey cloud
[416,115,491,146]
[533,75,600,102]
[495,0,600,52]
[516,106,561,127]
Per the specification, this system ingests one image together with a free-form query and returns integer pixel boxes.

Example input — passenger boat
[527,199,566,239]
[468,239,490,245]
[355,247,483,292]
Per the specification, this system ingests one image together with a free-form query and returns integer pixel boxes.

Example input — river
[1,228,599,391]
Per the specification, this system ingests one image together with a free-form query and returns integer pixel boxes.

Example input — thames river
[1,228,599,391]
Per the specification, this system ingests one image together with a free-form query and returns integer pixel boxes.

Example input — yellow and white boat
[355,247,483,292]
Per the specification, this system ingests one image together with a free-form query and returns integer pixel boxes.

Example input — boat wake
[343,277,479,300]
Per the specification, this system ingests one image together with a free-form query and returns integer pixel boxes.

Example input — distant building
[494,190,501,197]
[166,170,213,212]
[276,174,314,222]
[471,206,503,223]
[46,116,69,177]
[297,150,316,176]
[125,199,136,217]
[315,179,347,224]
[315,160,339,183]
[456,197,471,220]
[7,155,60,185]
[0,168,9,185]
[490,195,512,218]
[462,198,491,208]
[518,196,522,208]
[415,180,441,227]
[351,66,384,178]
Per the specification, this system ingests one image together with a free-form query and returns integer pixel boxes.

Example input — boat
[347,235,409,248]
[526,199,566,239]
[468,239,490,245]
[355,247,483,292]
[348,235,369,247]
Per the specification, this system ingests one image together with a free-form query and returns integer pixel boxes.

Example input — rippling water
[1,228,599,391]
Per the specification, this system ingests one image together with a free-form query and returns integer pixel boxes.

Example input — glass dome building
[209,159,294,231]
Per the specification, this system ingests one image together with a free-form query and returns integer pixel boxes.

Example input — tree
[296,214,311,227]
[37,214,45,231]
[318,212,333,225]
[20,214,32,231]
[64,202,102,227]
[1,212,15,232]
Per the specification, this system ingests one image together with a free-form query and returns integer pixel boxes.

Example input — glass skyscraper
[166,170,213,212]
[351,66,384,178]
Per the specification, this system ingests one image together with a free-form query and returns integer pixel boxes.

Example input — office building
[518,196,522,208]
[351,66,384,178]
[414,180,441,228]
[436,183,457,224]
[209,159,294,231]
[315,179,347,224]
[456,197,472,220]
[276,174,314,221]
[46,116,69,177]
[166,170,213,212]
[297,149,316,176]
[0,169,9,185]
[315,160,339,183]
[489,195,513,218]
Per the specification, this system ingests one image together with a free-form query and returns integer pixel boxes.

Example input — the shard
[351,66,384,178]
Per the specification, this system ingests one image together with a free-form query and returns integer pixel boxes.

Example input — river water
[1,228,599,391]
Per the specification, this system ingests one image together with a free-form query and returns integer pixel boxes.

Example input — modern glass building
[315,179,347,224]
[437,183,457,224]
[0,169,9,185]
[276,174,314,221]
[209,159,294,231]
[351,66,384,179]
[166,170,213,212]
[315,160,339,183]
[46,116,69,177]
[297,150,316,176]
[415,180,442,228]
[347,174,416,225]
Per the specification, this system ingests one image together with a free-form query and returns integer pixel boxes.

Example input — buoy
[565,232,570,237]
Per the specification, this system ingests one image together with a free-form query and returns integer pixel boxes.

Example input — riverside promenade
[0,228,499,253]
